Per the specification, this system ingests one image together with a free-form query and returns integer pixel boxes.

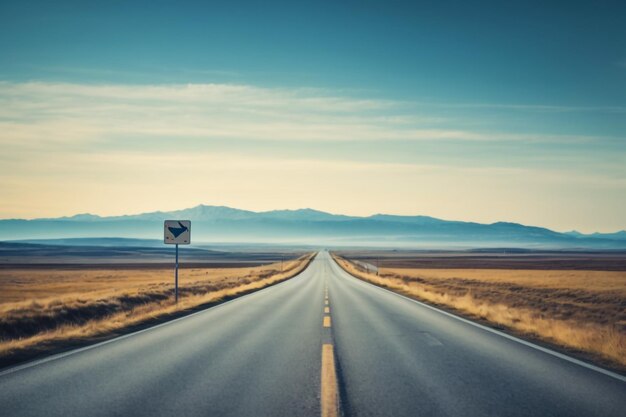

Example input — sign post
[164,220,191,304]
[175,243,179,303]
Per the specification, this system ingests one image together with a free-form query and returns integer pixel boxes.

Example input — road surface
[1,251,624,416]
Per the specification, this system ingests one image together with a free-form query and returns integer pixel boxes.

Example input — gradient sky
[0,1,625,232]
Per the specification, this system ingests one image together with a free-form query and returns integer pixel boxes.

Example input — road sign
[164,220,190,304]
[164,220,191,245]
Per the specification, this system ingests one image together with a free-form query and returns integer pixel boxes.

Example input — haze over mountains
[1,205,625,249]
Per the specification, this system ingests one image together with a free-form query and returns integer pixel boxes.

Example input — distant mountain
[256,208,355,222]
[45,205,258,222]
[53,213,103,221]
[368,214,453,225]
[1,204,625,249]
[51,206,356,223]
[591,231,626,240]
[565,230,626,241]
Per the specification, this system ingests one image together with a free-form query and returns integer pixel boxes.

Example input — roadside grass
[0,253,315,363]
[333,254,626,369]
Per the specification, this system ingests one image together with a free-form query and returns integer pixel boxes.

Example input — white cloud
[0,81,604,151]
[412,100,626,114]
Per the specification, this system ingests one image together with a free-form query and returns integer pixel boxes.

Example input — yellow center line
[321,344,338,417]
[323,316,331,327]
[324,306,330,313]
[325,300,329,306]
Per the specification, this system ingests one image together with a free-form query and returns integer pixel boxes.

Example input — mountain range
[1,205,625,249]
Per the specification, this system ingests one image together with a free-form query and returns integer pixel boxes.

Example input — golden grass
[385,267,626,292]
[0,254,315,358]
[333,255,626,368]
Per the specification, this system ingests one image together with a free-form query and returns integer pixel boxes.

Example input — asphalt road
[1,251,625,416]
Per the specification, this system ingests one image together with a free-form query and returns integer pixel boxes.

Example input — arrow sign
[164,220,191,244]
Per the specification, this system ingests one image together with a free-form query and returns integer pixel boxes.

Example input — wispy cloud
[411,100,626,114]
[0,81,606,150]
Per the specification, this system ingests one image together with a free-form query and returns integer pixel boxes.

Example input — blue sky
[0,1,624,232]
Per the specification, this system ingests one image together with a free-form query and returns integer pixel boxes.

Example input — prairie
[333,254,626,369]
[0,253,314,366]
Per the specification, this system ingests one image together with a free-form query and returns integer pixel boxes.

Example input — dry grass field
[333,254,626,369]
[0,253,314,364]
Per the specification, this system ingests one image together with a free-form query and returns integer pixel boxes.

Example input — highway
[1,251,625,416]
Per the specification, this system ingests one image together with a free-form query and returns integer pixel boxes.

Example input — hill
[1,205,625,249]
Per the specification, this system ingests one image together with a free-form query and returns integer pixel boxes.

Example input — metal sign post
[164,220,191,304]
[175,243,179,303]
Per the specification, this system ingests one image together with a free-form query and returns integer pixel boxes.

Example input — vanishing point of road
[1,251,624,416]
